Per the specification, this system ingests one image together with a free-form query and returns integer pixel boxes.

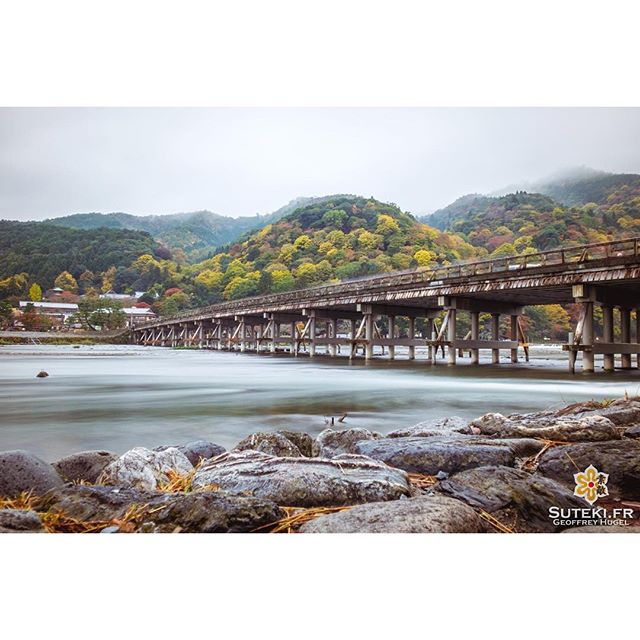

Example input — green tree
[54,270,79,293]
[73,296,126,331]
[28,283,42,301]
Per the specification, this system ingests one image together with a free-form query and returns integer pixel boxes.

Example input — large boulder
[155,441,226,466]
[470,412,620,442]
[0,450,64,497]
[437,465,589,533]
[99,447,193,491]
[39,485,283,533]
[387,416,471,438]
[53,450,118,483]
[353,435,543,475]
[312,428,381,458]
[299,495,486,533]
[0,509,44,533]
[191,450,411,508]
[234,432,302,457]
[536,440,640,500]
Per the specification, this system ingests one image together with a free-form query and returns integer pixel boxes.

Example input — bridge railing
[135,236,640,328]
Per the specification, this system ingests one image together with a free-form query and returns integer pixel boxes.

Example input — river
[1,344,639,461]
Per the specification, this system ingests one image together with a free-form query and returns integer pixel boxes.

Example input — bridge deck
[131,236,640,374]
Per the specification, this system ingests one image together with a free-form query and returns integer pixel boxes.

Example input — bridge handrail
[135,236,640,328]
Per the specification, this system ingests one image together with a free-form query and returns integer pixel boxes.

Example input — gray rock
[471,412,620,442]
[234,432,302,457]
[168,441,226,466]
[0,450,64,497]
[40,484,284,533]
[53,450,118,483]
[191,450,411,507]
[312,427,381,458]
[625,425,640,439]
[591,403,640,427]
[0,509,44,533]
[36,370,49,378]
[353,435,532,475]
[277,430,314,457]
[388,416,471,438]
[536,440,640,500]
[99,447,193,491]
[437,465,586,532]
[299,495,486,533]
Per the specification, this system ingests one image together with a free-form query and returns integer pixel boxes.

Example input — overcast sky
[1,107,639,221]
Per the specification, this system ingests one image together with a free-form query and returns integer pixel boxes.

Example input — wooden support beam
[470,311,479,365]
[438,296,524,316]
[491,313,500,364]
[357,303,440,319]
[302,308,363,322]
[448,308,457,365]
[621,307,632,369]
[510,315,518,363]
[388,315,396,360]
[603,306,614,371]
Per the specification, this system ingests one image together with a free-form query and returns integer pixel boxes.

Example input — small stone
[312,427,381,458]
[234,432,302,457]
[36,371,49,378]
[155,441,226,466]
[0,508,44,533]
[53,450,117,483]
[388,416,471,438]
[100,525,120,533]
[0,450,64,498]
[436,471,449,480]
[625,425,640,439]
[277,430,315,457]
[99,446,193,491]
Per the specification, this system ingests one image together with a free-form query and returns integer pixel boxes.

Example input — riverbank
[1,397,638,533]
[0,330,127,346]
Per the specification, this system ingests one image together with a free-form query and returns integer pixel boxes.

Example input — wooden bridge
[130,237,640,373]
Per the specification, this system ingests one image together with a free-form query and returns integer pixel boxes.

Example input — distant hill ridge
[47,195,354,261]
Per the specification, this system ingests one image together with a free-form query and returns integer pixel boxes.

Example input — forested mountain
[47,195,348,261]
[181,196,477,303]
[0,221,159,290]
[421,172,640,255]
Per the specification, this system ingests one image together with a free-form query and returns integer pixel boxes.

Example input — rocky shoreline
[1,398,639,533]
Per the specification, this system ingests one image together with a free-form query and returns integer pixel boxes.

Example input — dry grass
[254,505,354,533]
[521,439,570,472]
[407,472,438,489]
[478,510,516,533]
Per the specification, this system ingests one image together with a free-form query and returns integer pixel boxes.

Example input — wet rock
[388,416,471,438]
[99,447,193,491]
[234,432,302,457]
[156,441,226,466]
[191,450,411,508]
[277,430,314,457]
[591,402,640,427]
[437,465,585,532]
[536,440,640,500]
[0,450,64,497]
[36,370,49,378]
[470,412,620,442]
[53,450,118,483]
[312,427,381,458]
[40,484,283,533]
[0,509,44,533]
[352,435,544,475]
[625,425,640,439]
[300,495,485,533]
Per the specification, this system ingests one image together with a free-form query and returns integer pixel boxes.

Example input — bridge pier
[470,311,479,365]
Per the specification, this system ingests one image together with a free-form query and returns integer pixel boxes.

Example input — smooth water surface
[1,344,639,460]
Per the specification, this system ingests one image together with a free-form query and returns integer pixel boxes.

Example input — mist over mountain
[420,169,640,254]
[46,195,352,261]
